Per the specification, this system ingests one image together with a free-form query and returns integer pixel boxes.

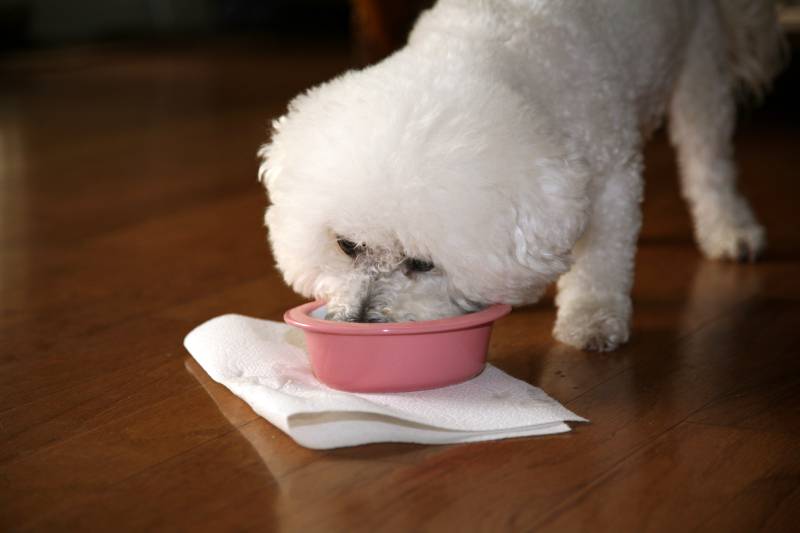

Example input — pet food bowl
[284,300,511,393]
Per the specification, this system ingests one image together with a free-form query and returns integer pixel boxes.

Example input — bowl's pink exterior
[284,301,511,393]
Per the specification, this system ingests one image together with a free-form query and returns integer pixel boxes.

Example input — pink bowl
[283,301,511,393]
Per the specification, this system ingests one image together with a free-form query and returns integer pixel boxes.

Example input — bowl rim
[284,300,512,336]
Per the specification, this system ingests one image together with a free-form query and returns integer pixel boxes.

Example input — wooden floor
[1,38,799,532]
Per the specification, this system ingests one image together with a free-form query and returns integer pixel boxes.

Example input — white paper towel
[184,314,586,449]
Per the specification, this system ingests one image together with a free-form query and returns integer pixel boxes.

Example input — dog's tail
[716,0,787,97]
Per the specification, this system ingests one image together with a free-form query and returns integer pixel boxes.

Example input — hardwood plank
[535,423,800,532]
[0,191,269,359]
[687,378,800,436]
[2,384,244,527]
[0,275,300,467]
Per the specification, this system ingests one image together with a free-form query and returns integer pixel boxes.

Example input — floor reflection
[184,356,436,530]
[629,258,765,409]
[678,260,764,338]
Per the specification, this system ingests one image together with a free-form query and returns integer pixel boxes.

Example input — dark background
[0,0,437,66]
[1,1,796,100]
[0,0,352,50]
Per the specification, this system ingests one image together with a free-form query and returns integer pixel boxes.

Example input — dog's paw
[553,296,631,352]
[696,218,766,263]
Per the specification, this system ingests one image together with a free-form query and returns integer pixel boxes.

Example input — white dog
[259,0,784,351]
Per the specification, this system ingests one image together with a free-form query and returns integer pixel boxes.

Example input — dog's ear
[258,112,322,297]
[257,114,289,190]
[510,155,591,278]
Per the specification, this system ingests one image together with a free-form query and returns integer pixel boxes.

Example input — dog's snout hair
[322,241,410,323]
[324,306,363,322]
[323,265,405,323]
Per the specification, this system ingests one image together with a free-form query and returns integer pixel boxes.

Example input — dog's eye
[406,258,434,272]
[336,238,361,258]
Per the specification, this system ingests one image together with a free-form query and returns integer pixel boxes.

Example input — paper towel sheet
[184,314,586,449]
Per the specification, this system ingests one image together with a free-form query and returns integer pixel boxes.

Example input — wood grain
[1,38,799,532]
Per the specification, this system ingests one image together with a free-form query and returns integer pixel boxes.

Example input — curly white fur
[259,0,784,351]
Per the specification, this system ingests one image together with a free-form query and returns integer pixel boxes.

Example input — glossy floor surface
[1,39,799,531]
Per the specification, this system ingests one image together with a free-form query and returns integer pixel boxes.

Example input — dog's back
[414,0,783,134]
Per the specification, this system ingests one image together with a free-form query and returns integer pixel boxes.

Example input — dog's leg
[553,158,643,352]
[668,5,765,262]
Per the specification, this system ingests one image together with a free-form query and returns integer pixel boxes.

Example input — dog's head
[260,59,589,322]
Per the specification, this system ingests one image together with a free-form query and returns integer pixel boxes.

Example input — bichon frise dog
[259,0,784,351]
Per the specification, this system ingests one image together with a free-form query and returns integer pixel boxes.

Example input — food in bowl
[284,300,511,392]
